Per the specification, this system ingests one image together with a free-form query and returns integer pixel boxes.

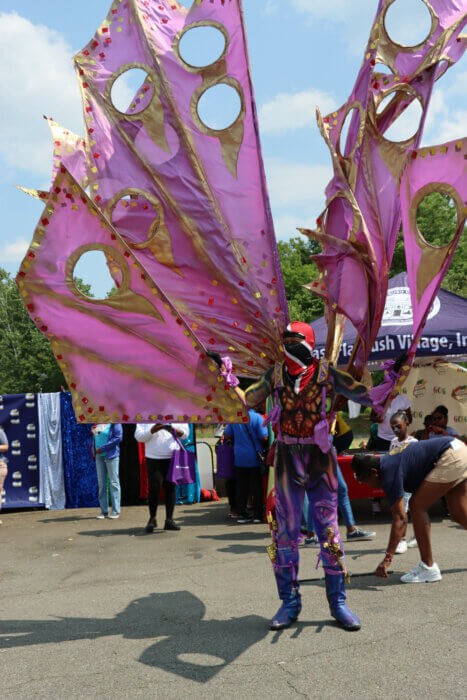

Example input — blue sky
[0,0,465,296]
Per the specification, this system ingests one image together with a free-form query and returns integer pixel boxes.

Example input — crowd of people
[0,395,465,596]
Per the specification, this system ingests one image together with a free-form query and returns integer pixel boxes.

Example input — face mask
[284,342,314,371]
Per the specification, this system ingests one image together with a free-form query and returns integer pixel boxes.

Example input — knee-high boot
[309,483,361,630]
[324,570,361,631]
[270,543,302,630]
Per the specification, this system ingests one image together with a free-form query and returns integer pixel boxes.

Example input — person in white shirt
[135,422,189,533]
[389,410,418,553]
[376,393,412,450]
[369,393,412,513]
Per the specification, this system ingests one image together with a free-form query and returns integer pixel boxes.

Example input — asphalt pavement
[0,501,465,698]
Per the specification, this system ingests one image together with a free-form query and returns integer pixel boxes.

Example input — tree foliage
[277,237,324,322]
[392,191,466,295]
[0,270,92,395]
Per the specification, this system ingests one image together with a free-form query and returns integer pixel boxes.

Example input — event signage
[0,393,42,508]
[401,360,467,439]
[311,273,467,365]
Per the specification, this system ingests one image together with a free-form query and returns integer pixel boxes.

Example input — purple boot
[270,549,301,630]
[270,592,302,630]
[325,572,361,631]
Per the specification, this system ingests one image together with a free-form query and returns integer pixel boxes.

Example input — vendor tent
[311,273,467,367]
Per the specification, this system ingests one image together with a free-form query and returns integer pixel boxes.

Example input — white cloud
[422,74,467,146]
[268,0,435,55]
[0,238,29,263]
[259,88,337,134]
[431,109,467,144]
[0,13,83,179]
[265,159,332,208]
[290,0,369,21]
[273,213,320,241]
[263,0,277,16]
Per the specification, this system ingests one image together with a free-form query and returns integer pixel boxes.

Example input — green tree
[0,268,92,394]
[277,236,324,321]
[391,192,466,295]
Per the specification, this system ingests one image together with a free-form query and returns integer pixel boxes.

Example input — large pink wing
[303,0,466,374]
[71,0,288,375]
[16,170,247,426]
[393,137,466,390]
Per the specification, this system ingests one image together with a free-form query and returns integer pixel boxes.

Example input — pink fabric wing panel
[16,170,247,425]
[396,137,467,383]
[307,0,466,374]
[72,0,288,377]
[46,117,89,191]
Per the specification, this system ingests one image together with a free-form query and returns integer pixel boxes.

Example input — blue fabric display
[0,393,41,509]
[60,392,98,508]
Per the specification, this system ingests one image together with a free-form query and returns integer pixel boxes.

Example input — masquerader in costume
[211,321,373,631]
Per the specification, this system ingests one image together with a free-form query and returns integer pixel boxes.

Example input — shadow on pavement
[216,543,267,555]
[38,516,99,523]
[77,527,149,537]
[300,567,467,591]
[197,531,269,542]
[0,591,268,683]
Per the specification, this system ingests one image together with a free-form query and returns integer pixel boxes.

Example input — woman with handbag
[135,422,189,533]
[224,409,268,524]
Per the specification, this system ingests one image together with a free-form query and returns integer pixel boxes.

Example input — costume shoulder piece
[329,365,371,405]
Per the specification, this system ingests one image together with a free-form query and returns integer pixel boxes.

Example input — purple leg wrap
[270,460,304,629]
[271,443,360,630]
[307,449,360,630]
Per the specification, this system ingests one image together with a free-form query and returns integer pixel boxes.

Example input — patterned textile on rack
[38,392,66,510]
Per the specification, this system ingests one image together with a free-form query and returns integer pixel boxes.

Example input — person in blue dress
[224,409,268,524]
[91,423,123,519]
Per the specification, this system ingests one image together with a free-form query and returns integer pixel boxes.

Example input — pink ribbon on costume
[220,356,240,388]
[369,359,398,416]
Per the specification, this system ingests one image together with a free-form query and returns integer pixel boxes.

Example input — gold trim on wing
[375,0,438,72]
[408,181,466,302]
[104,62,170,154]
[105,188,183,276]
[190,75,246,179]
[173,19,230,74]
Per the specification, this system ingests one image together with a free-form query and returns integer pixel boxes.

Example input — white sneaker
[395,539,408,554]
[407,537,418,548]
[108,513,119,519]
[96,514,107,519]
[401,561,442,584]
